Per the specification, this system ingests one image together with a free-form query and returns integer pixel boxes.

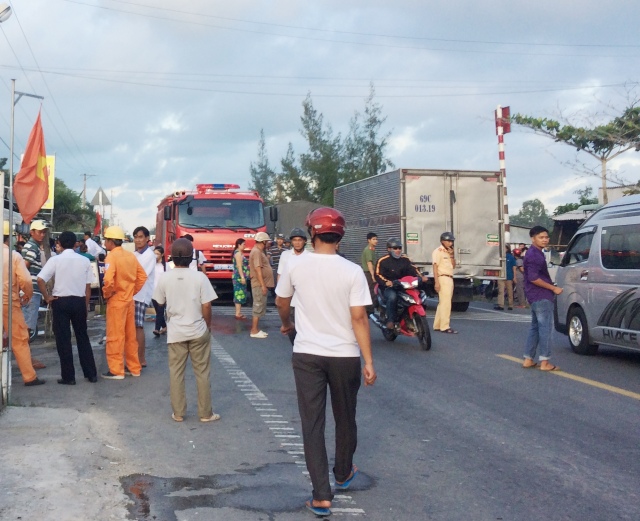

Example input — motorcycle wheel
[382,327,397,342]
[415,315,432,351]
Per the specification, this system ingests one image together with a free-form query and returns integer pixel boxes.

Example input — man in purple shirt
[522,226,563,371]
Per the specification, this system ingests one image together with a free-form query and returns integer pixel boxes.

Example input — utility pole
[80,173,96,208]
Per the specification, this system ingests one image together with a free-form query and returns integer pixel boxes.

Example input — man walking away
[432,232,457,334]
[249,232,274,339]
[361,232,378,315]
[133,226,156,368]
[152,238,220,423]
[84,231,104,258]
[37,231,98,385]
[102,226,147,380]
[276,207,376,517]
[3,223,44,386]
[522,226,563,371]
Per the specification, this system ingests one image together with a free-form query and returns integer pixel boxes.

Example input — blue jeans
[384,288,398,324]
[524,299,554,361]
[22,292,42,332]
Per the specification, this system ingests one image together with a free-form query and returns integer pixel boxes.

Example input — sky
[0,0,639,233]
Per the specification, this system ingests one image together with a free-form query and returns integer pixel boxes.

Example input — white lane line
[211,337,365,517]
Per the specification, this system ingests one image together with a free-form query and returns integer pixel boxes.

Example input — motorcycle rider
[375,238,428,329]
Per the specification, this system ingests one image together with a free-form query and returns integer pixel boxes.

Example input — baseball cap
[254,232,270,242]
[30,220,48,231]
[275,233,285,239]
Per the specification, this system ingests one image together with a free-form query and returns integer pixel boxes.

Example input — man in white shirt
[152,238,220,423]
[37,231,97,385]
[181,234,206,272]
[277,227,308,345]
[133,226,156,368]
[84,231,105,258]
[275,208,376,517]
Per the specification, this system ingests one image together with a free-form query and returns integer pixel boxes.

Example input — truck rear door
[402,170,504,278]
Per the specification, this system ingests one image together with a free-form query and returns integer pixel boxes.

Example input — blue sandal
[334,465,359,490]
[305,498,331,517]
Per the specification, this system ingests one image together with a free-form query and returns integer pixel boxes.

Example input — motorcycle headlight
[400,293,416,304]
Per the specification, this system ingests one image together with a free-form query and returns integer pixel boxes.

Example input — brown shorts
[252,285,267,317]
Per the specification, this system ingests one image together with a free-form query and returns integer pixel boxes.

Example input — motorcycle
[369,276,432,351]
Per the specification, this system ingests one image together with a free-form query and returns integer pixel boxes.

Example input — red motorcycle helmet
[305,207,346,239]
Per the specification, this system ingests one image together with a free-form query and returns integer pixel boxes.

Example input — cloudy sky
[1,0,639,232]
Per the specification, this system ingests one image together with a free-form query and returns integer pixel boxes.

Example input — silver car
[554,194,640,355]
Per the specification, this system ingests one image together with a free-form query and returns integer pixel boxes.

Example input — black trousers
[51,296,97,381]
[292,353,361,501]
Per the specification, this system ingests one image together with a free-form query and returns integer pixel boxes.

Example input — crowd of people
[3,212,562,517]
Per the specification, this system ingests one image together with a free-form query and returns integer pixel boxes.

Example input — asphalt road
[6,300,640,521]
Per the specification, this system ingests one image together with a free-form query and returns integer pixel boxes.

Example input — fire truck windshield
[177,199,264,230]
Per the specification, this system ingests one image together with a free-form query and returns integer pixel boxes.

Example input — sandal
[305,498,331,517]
[335,464,358,490]
[152,330,160,336]
[439,328,458,334]
[171,413,183,422]
[234,315,246,320]
[539,364,560,372]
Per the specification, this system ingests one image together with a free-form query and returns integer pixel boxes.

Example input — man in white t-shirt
[181,234,206,272]
[152,238,220,423]
[133,226,156,368]
[275,207,376,517]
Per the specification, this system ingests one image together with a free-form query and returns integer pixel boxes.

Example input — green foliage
[51,178,97,231]
[250,87,394,207]
[553,186,598,215]
[249,129,276,205]
[510,199,553,229]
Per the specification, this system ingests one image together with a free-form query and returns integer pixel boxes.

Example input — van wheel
[568,307,598,355]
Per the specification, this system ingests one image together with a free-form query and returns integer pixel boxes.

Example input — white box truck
[334,168,506,311]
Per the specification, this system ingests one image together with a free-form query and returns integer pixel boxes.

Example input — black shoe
[508,307,513,310]
[86,376,98,383]
[57,378,76,385]
[24,377,45,386]
[101,371,124,380]
[493,305,504,310]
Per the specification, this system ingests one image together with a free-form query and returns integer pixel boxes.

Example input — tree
[343,84,395,183]
[553,186,599,215]
[513,104,640,204]
[249,129,276,205]
[510,199,553,229]
[280,143,313,202]
[51,178,96,231]
[298,94,344,206]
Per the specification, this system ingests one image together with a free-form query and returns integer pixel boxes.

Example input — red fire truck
[155,184,267,292]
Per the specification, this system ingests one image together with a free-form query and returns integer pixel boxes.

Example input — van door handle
[580,269,589,281]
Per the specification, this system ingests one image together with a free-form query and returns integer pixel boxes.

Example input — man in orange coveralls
[101,226,147,380]
[3,222,45,386]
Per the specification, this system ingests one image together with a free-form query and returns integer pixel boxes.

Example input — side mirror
[270,206,278,222]
[163,205,172,221]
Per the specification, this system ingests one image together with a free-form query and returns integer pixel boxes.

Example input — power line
[62,0,640,59]
[79,0,640,49]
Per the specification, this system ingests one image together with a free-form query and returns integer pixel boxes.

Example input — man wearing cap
[3,223,45,386]
[37,231,98,385]
[180,234,206,273]
[21,219,49,346]
[152,238,220,423]
[102,226,147,379]
[432,232,457,334]
[249,232,274,339]
[277,228,308,344]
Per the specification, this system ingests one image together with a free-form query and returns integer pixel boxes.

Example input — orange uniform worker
[101,226,147,380]
[3,222,44,386]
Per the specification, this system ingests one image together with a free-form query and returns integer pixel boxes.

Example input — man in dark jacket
[375,238,427,329]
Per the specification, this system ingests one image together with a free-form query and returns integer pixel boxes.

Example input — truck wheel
[568,307,598,355]
[415,315,432,351]
[451,302,470,312]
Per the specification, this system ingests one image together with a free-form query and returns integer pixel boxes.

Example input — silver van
[554,194,640,355]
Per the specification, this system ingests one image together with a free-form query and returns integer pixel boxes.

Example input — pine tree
[249,129,276,205]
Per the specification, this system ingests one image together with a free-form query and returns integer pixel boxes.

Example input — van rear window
[600,225,640,270]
